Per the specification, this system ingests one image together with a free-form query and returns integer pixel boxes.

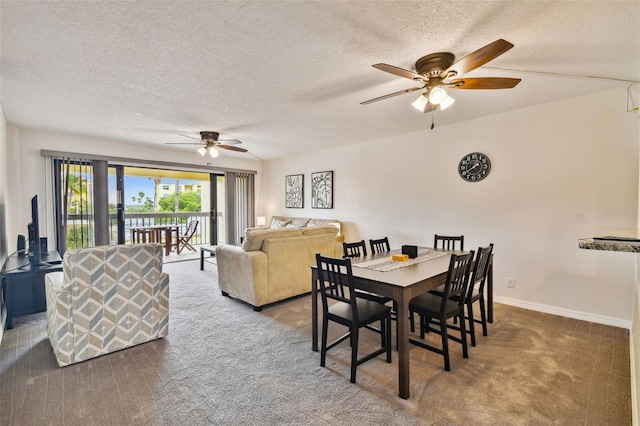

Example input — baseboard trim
[494,295,632,329]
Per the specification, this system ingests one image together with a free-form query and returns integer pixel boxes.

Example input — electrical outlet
[506,277,516,288]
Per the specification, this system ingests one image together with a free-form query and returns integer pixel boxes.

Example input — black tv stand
[1,250,63,329]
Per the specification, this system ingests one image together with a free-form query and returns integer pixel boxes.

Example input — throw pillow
[270,218,290,229]
[289,217,309,228]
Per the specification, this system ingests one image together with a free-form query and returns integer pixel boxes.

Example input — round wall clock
[458,152,491,182]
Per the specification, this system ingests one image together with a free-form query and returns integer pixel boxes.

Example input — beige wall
[260,86,639,327]
[0,104,7,338]
[0,105,7,262]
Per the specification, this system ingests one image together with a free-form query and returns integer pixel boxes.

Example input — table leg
[164,228,171,256]
[311,268,318,352]
[200,249,205,270]
[488,260,494,323]
[396,294,410,399]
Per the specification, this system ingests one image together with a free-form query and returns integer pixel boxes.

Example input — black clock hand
[468,161,481,172]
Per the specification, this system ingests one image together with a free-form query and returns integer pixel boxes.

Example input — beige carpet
[0,260,631,425]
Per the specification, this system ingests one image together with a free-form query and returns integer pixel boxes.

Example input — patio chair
[177,220,199,254]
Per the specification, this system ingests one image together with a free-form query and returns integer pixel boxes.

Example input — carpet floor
[0,260,632,425]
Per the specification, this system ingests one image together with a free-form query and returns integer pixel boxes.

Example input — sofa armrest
[216,244,268,307]
[45,271,74,366]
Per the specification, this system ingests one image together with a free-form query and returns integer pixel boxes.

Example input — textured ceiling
[1,1,639,160]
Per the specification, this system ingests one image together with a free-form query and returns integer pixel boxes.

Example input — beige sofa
[216,218,342,310]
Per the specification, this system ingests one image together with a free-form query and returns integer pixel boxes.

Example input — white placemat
[352,249,449,272]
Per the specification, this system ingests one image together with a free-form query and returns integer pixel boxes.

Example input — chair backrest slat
[343,240,367,258]
[441,251,474,309]
[369,237,390,255]
[467,244,494,300]
[316,254,358,317]
[434,234,464,251]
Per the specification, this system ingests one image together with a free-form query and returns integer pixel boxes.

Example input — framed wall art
[285,174,304,208]
[311,170,333,209]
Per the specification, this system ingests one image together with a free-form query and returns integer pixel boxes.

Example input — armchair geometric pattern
[45,243,169,367]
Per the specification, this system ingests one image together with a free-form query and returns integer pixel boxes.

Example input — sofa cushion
[300,226,338,237]
[242,228,303,251]
[307,218,335,227]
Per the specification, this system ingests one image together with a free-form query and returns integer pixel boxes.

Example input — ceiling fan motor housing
[414,52,455,78]
[200,131,219,142]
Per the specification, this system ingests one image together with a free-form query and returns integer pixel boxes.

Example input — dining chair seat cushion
[428,284,445,296]
[429,285,481,302]
[409,292,461,318]
[329,299,392,323]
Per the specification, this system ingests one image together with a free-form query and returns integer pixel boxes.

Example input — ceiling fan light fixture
[439,93,455,110]
[197,146,207,156]
[411,93,430,112]
[209,147,219,158]
[428,87,447,105]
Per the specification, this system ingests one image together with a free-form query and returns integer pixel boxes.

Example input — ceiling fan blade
[372,63,423,81]
[443,39,514,78]
[218,139,242,145]
[179,133,202,141]
[218,144,248,153]
[361,86,423,105]
[166,142,204,145]
[446,77,521,89]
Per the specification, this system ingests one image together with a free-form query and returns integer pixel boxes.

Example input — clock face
[459,152,491,182]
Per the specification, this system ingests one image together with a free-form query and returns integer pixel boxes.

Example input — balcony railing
[112,212,210,245]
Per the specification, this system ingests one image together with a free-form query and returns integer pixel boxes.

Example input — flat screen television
[28,194,45,267]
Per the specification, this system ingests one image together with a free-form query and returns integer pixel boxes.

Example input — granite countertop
[578,228,640,253]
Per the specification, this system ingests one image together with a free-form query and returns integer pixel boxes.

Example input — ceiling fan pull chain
[431,111,435,130]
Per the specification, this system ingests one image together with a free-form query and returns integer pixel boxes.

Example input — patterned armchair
[45,243,169,367]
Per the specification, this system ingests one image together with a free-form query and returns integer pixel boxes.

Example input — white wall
[5,128,263,255]
[260,87,639,326]
[0,104,7,339]
[0,105,7,261]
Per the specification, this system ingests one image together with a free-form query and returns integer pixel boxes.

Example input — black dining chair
[369,237,390,255]
[463,244,493,346]
[315,254,392,383]
[434,234,464,251]
[343,240,367,258]
[426,244,493,347]
[408,251,474,371]
[345,239,396,321]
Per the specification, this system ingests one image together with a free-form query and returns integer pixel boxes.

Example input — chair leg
[459,312,468,359]
[410,309,415,332]
[320,316,329,367]
[379,319,385,347]
[467,302,477,347]
[350,326,359,384]
[385,316,392,363]
[479,298,488,336]
[440,317,450,371]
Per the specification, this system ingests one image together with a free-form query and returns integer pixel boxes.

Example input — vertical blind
[53,157,96,254]
[235,172,254,240]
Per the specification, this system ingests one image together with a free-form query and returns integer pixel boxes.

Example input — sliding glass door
[52,156,251,255]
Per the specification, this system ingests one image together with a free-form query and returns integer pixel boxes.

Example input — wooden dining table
[128,225,180,256]
[310,247,494,399]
